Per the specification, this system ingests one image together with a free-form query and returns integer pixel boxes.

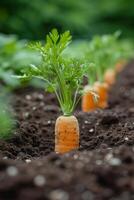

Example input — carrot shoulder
[82,85,97,112]
[55,115,79,153]
[104,68,116,86]
[94,82,109,109]
[115,60,126,73]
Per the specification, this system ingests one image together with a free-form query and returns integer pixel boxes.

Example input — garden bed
[0,61,134,199]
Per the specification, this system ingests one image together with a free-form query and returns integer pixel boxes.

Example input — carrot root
[94,82,108,109]
[82,86,97,112]
[115,60,126,73]
[104,69,116,86]
[55,115,79,154]
[82,83,109,112]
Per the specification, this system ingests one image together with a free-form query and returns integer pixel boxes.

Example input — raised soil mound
[0,61,134,200]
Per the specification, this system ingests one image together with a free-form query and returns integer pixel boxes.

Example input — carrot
[17,29,88,154]
[104,68,116,86]
[55,115,79,153]
[82,85,97,112]
[115,60,126,73]
[82,81,109,112]
[94,82,109,109]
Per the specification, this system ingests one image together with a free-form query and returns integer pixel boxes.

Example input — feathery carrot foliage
[18,29,87,116]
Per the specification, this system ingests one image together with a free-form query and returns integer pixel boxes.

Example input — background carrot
[104,68,116,86]
[81,33,121,112]
[55,115,79,153]
[94,82,109,109]
[82,92,97,112]
[115,60,126,73]
[80,33,132,113]
[82,85,97,112]
[82,82,108,111]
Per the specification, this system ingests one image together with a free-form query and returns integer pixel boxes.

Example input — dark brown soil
[0,61,134,199]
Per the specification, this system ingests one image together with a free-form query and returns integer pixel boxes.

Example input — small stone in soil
[6,166,18,176]
[108,158,121,166]
[25,95,31,100]
[40,102,45,106]
[47,120,51,124]
[49,189,69,200]
[89,128,94,133]
[25,159,31,163]
[3,156,8,160]
[73,154,79,159]
[38,94,44,100]
[33,175,46,187]
[124,137,129,141]
[96,160,102,165]
[23,112,29,118]
[32,106,37,110]
[105,153,113,161]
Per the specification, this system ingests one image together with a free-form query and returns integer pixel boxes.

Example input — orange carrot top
[81,63,99,112]
[82,85,98,112]
[55,115,79,153]
[115,60,126,73]
[104,68,116,86]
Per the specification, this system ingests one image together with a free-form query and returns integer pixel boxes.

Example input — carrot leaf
[18,29,87,116]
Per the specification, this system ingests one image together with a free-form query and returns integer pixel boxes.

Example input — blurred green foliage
[0,90,14,139]
[0,31,133,89]
[64,32,134,84]
[64,35,134,61]
[84,32,134,83]
[0,34,41,88]
[0,0,134,39]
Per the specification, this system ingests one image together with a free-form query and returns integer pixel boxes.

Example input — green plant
[81,31,134,112]
[17,29,87,116]
[85,32,130,82]
[1,0,134,39]
[0,34,41,88]
[0,91,14,139]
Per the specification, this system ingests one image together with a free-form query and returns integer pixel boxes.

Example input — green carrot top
[85,31,126,83]
[19,29,87,116]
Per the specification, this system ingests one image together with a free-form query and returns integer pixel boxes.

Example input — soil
[0,61,134,200]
